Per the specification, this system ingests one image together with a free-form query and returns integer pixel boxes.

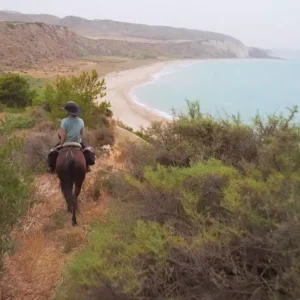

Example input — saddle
[61,142,82,149]
[48,142,95,173]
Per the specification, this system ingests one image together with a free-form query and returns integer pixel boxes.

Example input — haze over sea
[132,59,300,122]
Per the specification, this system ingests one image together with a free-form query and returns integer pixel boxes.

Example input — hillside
[0,11,60,25]
[0,21,270,68]
[1,98,299,299]
[0,58,299,299]
[0,10,242,44]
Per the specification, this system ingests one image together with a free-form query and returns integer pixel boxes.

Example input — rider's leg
[80,140,91,173]
[80,139,88,149]
[47,151,58,173]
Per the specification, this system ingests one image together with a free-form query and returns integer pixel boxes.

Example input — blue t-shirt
[61,117,84,143]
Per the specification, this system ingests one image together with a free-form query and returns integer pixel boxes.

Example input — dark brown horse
[55,143,86,226]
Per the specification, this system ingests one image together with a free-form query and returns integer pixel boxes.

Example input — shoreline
[98,57,284,130]
[99,60,185,130]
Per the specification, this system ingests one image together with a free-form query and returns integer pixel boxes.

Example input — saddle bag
[47,148,60,170]
[83,147,96,165]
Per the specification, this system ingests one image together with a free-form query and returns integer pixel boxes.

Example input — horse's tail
[60,151,78,214]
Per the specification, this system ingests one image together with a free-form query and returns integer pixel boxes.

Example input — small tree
[44,70,112,126]
[0,73,36,108]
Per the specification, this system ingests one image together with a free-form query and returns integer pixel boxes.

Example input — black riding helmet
[62,101,81,116]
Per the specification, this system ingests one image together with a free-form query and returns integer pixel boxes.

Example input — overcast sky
[0,0,299,49]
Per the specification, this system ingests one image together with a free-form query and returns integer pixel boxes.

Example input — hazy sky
[1,0,299,49]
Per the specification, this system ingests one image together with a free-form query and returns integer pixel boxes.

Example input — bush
[44,70,112,127]
[6,22,15,30]
[32,120,56,133]
[23,131,57,171]
[84,123,115,150]
[98,100,113,118]
[57,101,300,300]
[117,141,156,180]
[117,120,150,142]
[0,138,33,270]
[142,116,257,169]
[0,113,35,134]
[27,106,50,124]
[0,73,37,108]
[59,159,300,299]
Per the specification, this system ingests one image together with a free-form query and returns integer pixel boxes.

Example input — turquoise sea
[131,59,300,122]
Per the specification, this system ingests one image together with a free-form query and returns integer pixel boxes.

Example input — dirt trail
[0,150,120,300]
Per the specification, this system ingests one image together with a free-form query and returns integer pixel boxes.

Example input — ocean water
[132,59,300,122]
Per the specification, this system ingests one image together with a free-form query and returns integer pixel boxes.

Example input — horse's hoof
[72,221,77,227]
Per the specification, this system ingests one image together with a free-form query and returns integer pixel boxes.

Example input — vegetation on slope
[0,66,299,300]
[43,69,111,127]
[57,101,300,300]
[0,70,114,270]
[0,137,34,271]
[0,73,37,108]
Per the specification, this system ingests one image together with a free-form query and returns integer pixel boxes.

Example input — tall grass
[0,138,34,271]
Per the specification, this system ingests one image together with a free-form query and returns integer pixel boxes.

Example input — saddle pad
[62,142,82,148]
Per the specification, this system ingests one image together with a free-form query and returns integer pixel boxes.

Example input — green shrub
[65,158,300,299]
[6,22,15,30]
[57,101,300,300]
[98,100,113,118]
[0,113,35,134]
[56,206,185,300]
[0,73,37,108]
[0,138,34,271]
[44,70,112,126]
[117,120,150,141]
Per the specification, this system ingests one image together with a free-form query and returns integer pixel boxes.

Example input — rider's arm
[80,119,84,138]
[59,129,66,145]
[59,119,67,146]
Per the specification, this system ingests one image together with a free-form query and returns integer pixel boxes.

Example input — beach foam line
[127,60,197,121]
[145,59,202,84]
[130,91,173,120]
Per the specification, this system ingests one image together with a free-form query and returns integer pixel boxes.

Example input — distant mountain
[0,10,242,45]
[0,10,273,68]
[0,11,60,24]
[0,22,264,68]
[2,10,21,14]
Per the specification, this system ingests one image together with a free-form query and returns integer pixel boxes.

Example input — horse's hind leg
[72,208,77,226]
[74,180,83,198]
[72,180,84,226]
[60,180,73,213]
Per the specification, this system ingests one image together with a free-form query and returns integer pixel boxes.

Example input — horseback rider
[47,101,95,173]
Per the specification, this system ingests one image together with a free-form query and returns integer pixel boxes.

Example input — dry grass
[23,131,57,171]
[17,57,161,79]
[84,123,115,150]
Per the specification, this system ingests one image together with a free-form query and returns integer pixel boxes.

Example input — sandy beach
[100,61,177,130]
